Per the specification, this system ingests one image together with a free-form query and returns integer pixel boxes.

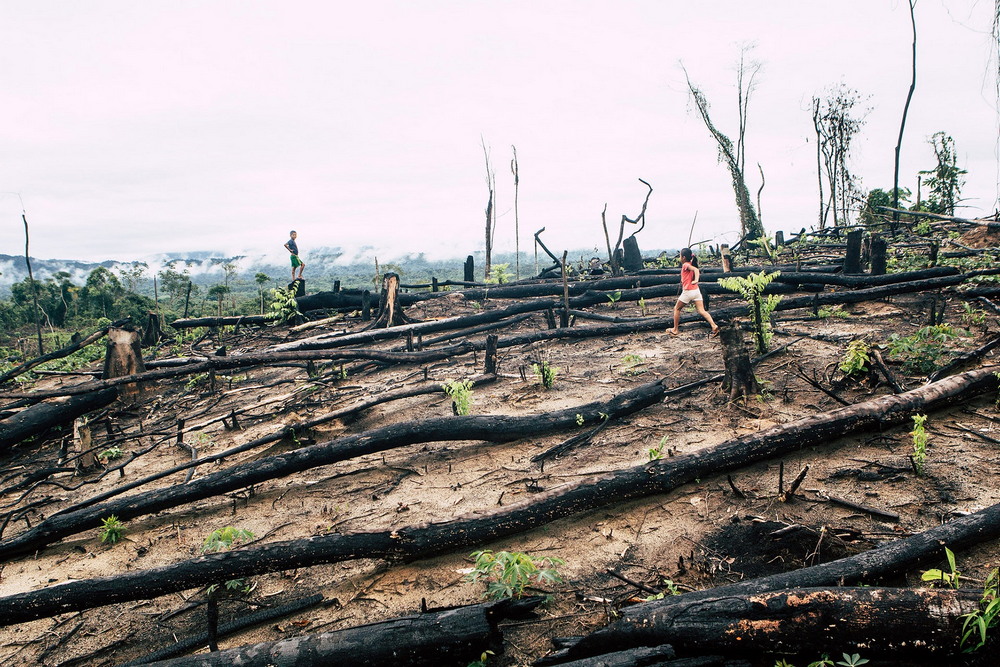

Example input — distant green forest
[0,249,653,354]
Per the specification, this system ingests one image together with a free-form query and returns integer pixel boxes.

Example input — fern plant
[718,270,782,354]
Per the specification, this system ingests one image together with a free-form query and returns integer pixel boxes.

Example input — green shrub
[442,379,474,416]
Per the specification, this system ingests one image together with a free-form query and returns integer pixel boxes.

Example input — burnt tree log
[0,379,668,562]
[144,597,542,667]
[142,311,163,347]
[169,315,272,329]
[0,368,997,624]
[0,389,118,453]
[539,588,983,664]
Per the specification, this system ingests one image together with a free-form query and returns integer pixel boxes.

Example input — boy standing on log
[667,247,719,337]
[284,230,305,281]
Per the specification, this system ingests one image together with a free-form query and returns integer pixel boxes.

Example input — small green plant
[835,655,869,667]
[961,301,987,326]
[99,515,125,545]
[486,263,513,285]
[718,270,782,354]
[203,527,256,595]
[465,550,564,599]
[467,650,496,667]
[98,446,124,462]
[202,526,255,554]
[268,282,303,324]
[913,220,933,235]
[839,340,871,377]
[621,353,645,376]
[606,290,622,307]
[647,435,668,461]
[185,373,208,392]
[442,379,474,416]
[532,361,559,389]
[910,413,928,476]
[961,568,1000,652]
[575,413,585,426]
[638,296,648,316]
[817,305,850,319]
[644,578,680,600]
[921,545,959,588]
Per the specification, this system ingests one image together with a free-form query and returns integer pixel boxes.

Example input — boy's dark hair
[289,230,296,235]
[680,247,699,268]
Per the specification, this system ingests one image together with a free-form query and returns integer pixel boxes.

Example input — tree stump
[622,236,643,272]
[843,229,863,274]
[371,273,413,328]
[870,235,888,275]
[141,311,162,347]
[103,327,146,402]
[720,322,758,401]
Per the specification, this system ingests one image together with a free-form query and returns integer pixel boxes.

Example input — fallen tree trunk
[144,596,542,667]
[169,315,273,329]
[0,367,996,625]
[0,379,668,562]
[0,342,476,401]
[0,389,118,453]
[538,588,983,664]
[123,593,326,666]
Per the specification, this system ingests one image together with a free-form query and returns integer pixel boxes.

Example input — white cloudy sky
[1,1,997,264]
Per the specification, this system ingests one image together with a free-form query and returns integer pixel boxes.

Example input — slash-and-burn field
[2,254,1000,666]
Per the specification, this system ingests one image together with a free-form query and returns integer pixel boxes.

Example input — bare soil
[1,289,998,666]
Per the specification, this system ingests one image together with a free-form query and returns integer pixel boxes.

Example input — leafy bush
[442,379,474,416]
[886,324,964,374]
[202,527,256,595]
[532,361,559,389]
[268,282,303,324]
[839,340,870,377]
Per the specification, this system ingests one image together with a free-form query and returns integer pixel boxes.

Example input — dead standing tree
[683,56,765,244]
[602,178,653,275]
[812,85,867,229]
[893,0,918,228]
[482,137,497,281]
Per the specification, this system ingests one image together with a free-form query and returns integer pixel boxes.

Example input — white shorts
[678,288,703,305]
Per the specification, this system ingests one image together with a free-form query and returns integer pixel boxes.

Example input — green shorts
[290,255,303,268]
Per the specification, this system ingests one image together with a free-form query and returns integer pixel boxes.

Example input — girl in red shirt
[667,247,720,337]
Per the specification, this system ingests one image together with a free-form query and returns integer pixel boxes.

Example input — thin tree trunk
[893,0,918,226]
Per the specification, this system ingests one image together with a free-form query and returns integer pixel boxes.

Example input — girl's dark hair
[680,247,699,267]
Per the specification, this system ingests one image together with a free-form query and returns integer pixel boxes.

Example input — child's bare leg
[695,301,719,333]
[668,301,683,334]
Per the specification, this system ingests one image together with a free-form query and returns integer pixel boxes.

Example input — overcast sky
[1,1,997,265]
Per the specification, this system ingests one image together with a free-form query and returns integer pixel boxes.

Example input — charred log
[539,588,983,664]
[144,597,542,667]
[0,389,118,453]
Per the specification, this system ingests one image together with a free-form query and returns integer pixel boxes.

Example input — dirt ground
[1,286,998,666]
